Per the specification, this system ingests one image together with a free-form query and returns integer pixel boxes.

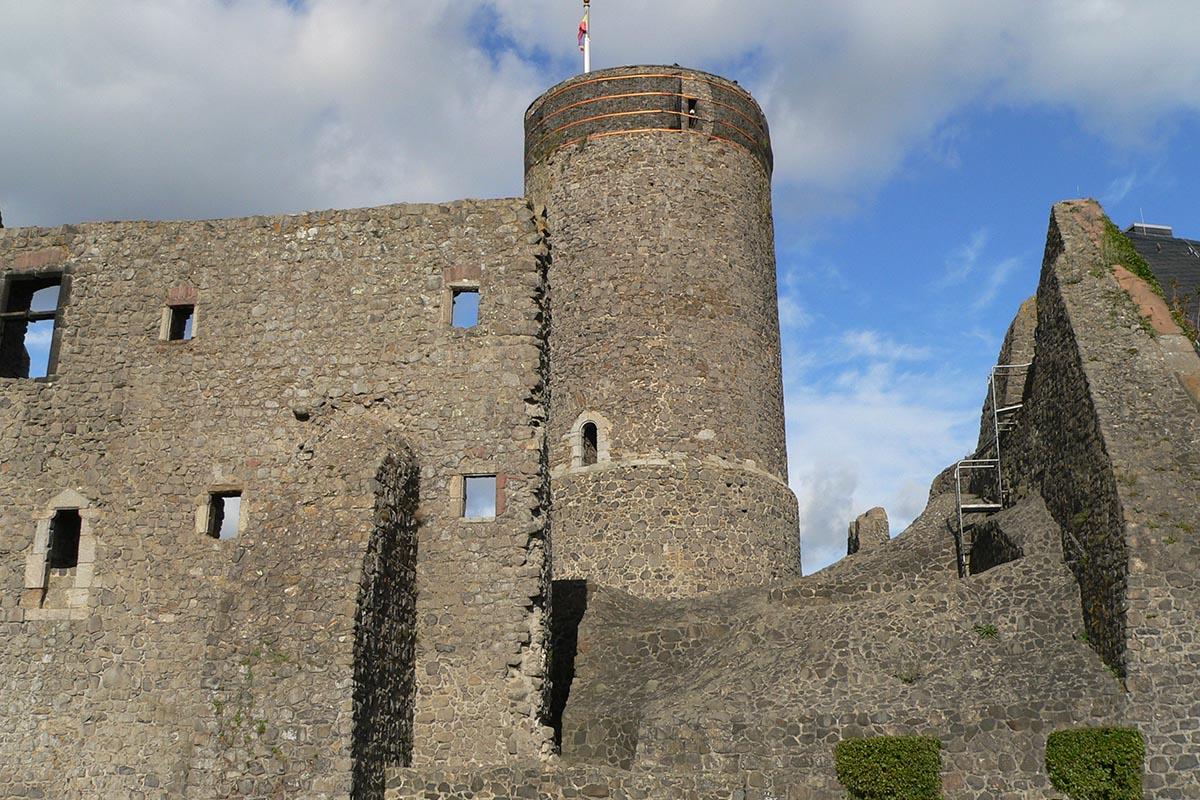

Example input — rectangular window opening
[1,275,62,378]
[48,509,82,570]
[451,288,480,328]
[207,492,242,540]
[686,97,698,129]
[462,475,496,519]
[168,305,194,341]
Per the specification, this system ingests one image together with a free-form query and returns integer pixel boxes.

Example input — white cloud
[938,229,990,288]
[933,230,1024,311]
[787,360,981,573]
[0,1,542,225]
[796,465,858,573]
[1103,171,1140,206]
[839,330,931,363]
[970,256,1023,312]
[777,295,812,330]
[4,1,1200,227]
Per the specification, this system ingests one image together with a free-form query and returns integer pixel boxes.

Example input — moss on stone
[1102,218,1162,295]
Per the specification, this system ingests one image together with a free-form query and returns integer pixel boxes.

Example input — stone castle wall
[1001,205,1130,675]
[0,199,554,798]
[551,463,798,596]
[6,55,1198,798]
[1000,200,1200,796]
[403,199,1196,800]
[525,66,800,597]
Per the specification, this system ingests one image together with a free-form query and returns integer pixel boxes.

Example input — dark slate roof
[1124,224,1200,330]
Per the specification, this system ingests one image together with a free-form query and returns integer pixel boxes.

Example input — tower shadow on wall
[352,452,419,800]
[548,579,588,748]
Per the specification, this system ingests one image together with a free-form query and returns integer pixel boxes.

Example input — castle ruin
[2,65,1199,799]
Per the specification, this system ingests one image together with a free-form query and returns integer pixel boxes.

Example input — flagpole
[583,0,591,74]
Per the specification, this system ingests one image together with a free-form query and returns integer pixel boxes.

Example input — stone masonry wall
[1002,199,1200,796]
[525,66,799,597]
[550,494,1125,800]
[385,764,742,800]
[552,462,798,598]
[1002,207,1129,674]
[0,198,553,798]
[526,68,786,478]
[352,448,420,800]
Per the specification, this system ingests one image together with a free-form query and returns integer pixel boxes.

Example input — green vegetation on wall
[1102,217,1200,340]
[834,735,942,800]
[1102,218,1162,294]
[1045,727,1144,800]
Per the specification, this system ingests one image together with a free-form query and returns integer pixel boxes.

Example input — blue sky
[3,0,1198,571]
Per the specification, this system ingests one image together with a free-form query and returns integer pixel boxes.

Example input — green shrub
[834,735,942,799]
[1046,727,1144,800]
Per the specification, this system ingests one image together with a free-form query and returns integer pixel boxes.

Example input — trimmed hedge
[1046,727,1144,800]
[834,735,942,799]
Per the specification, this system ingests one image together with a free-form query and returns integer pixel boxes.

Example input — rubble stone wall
[1003,200,1200,796]
[385,764,744,800]
[525,66,800,597]
[1003,206,1129,674]
[352,448,421,800]
[0,198,553,798]
[552,462,798,597]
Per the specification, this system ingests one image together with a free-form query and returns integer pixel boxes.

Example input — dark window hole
[168,305,194,340]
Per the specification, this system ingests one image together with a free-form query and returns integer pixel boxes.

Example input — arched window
[581,422,598,466]
[570,412,610,468]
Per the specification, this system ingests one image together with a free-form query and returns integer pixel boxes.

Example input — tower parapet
[525,65,800,597]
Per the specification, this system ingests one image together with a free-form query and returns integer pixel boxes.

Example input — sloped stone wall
[1002,205,1129,674]
[552,494,1124,800]
[1000,199,1200,796]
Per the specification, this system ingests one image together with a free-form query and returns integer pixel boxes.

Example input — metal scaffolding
[953,363,1031,577]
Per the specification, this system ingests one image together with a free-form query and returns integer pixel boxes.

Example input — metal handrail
[952,363,1031,577]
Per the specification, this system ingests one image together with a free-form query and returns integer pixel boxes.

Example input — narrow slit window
[582,422,598,466]
[451,288,479,328]
[207,492,242,540]
[47,509,82,570]
[686,97,698,129]
[167,305,194,340]
[1,275,62,378]
[462,476,496,519]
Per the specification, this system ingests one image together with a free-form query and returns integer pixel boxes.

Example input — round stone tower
[525,65,800,598]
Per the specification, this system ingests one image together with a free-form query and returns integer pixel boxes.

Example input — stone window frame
[0,269,71,379]
[449,473,507,521]
[20,488,97,621]
[569,411,611,469]
[195,484,246,541]
[159,285,199,342]
[440,264,484,328]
